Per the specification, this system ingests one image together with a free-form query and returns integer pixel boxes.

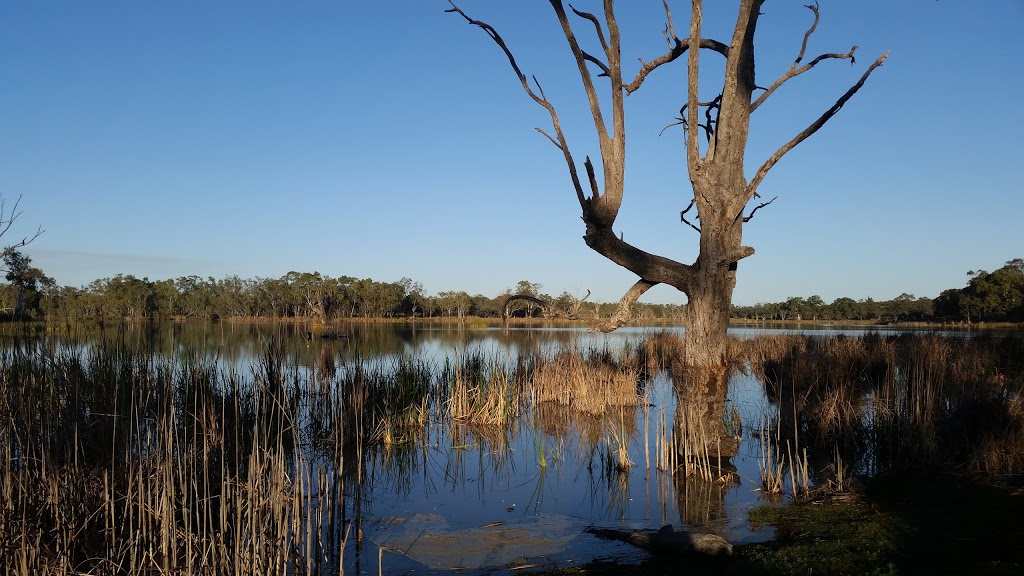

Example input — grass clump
[529,344,641,415]
[742,501,903,575]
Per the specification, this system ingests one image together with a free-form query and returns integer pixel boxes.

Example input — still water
[15,321,923,574]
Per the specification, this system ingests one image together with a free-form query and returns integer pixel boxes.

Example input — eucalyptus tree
[151,278,180,317]
[399,277,427,318]
[448,0,887,456]
[216,275,255,318]
[957,260,1024,323]
[2,249,48,318]
[436,290,473,319]
[92,274,156,318]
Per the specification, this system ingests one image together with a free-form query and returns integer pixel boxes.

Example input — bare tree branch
[580,50,611,77]
[794,1,820,65]
[590,279,657,332]
[662,0,677,46]
[680,200,701,233]
[571,289,593,316]
[536,127,563,150]
[745,51,889,203]
[569,4,608,54]
[685,0,703,169]
[750,2,858,112]
[584,156,600,200]
[583,226,696,293]
[0,195,43,259]
[734,195,778,223]
[625,38,728,94]
[447,1,587,208]
[549,1,611,148]
[658,118,685,136]
[718,246,756,270]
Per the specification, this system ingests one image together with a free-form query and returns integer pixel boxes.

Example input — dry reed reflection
[1,326,1021,573]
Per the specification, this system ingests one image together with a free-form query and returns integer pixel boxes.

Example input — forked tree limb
[661,0,677,45]
[570,4,609,54]
[625,11,728,99]
[750,2,859,112]
[745,51,889,203]
[0,195,43,258]
[549,1,612,152]
[589,279,658,332]
[734,195,777,224]
[680,200,701,233]
[446,1,588,208]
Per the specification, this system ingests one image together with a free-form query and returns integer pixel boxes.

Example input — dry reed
[528,344,641,415]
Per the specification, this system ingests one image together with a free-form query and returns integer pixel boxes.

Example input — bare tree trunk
[675,184,744,463]
[448,0,887,467]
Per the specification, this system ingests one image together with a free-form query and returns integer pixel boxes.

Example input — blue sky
[2,1,1021,306]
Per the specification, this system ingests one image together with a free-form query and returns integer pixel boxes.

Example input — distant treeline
[2,251,1021,324]
[0,260,684,321]
[733,258,1024,324]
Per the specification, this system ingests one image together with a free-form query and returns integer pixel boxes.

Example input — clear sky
[2,1,1021,306]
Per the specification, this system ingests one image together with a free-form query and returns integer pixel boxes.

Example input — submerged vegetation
[742,332,1024,479]
[0,325,1022,574]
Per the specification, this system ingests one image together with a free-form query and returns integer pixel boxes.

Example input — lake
[2,321,1018,575]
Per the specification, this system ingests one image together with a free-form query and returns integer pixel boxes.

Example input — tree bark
[448,0,887,468]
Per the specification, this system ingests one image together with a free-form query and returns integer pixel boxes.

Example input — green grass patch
[739,500,903,575]
[531,477,1024,575]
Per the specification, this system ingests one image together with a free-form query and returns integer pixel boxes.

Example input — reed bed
[0,334,457,575]
[3,327,1023,572]
[527,344,642,415]
[0,340,359,575]
[443,349,524,426]
[742,332,1024,485]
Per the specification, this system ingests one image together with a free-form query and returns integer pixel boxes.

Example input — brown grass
[444,350,523,426]
[0,343,356,575]
[741,332,1024,479]
[4,328,1023,572]
[528,344,642,415]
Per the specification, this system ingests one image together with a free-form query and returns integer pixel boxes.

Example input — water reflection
[8,321,1007,574]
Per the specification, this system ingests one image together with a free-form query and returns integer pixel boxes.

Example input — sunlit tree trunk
[448,0,888,465]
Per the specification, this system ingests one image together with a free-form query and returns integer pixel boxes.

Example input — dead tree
[0,195,43,260]
[448,1,887,458]
[501,289,591,325]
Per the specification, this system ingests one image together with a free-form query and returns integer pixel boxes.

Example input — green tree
[829,297,858,321]
[805,295,825,321]
[509,280,543,317]
[92,275,156,318]
[2,249,49,318]
[399,277,427,318]
[960,261,1024,322]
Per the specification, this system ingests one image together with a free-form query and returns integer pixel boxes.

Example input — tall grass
[527,344,642,415]
[443,349,523,426]
[3,327,1022,571]
[0,336,447,575]
[741,332,1024,485]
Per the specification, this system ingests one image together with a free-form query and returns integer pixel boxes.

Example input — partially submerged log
[587,524,733,556]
